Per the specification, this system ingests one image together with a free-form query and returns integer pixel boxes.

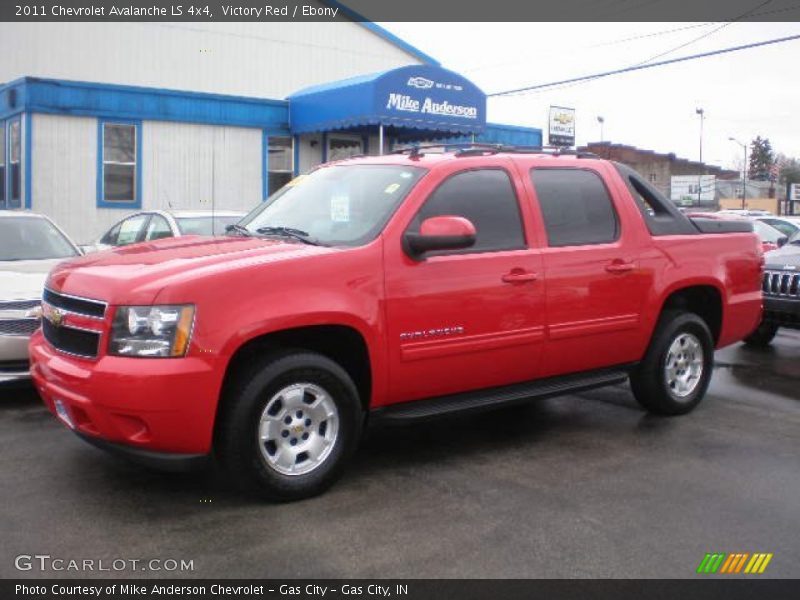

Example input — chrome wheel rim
[257,383,339,476]
[664,333,704,399]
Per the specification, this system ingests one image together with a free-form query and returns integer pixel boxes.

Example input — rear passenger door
[528,167,649,377]
[384,165,546,404]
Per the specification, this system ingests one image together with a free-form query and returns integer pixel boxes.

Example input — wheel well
[660,286,722,344]
[219,325,372,412]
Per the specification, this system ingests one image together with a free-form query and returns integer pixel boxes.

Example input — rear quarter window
[529,168,619,247]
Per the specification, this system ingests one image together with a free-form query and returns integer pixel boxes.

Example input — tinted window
[412,169,525,253]
[530,169,619,247]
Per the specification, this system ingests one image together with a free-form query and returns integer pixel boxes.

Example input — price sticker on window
[330,194,350,222]
[384,183,401,194]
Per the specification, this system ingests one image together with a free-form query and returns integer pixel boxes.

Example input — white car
[754,215,800,240]
[0,212,81,384]
[85,209,246,253]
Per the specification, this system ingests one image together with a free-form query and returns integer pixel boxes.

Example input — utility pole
[729,137,747,209]
[696,108,704,205]
[597,116,604,142]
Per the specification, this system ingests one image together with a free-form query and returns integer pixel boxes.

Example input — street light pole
[696,108,704,205]
[729,137,747,209]
[597,116,604,142]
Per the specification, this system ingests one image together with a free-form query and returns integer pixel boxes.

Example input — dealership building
[0,15,541,243]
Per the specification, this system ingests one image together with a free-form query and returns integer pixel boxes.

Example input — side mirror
[777,235,788,248]
[404,215,476,259]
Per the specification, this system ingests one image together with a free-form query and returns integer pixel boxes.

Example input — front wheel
[216,351,362,501]
[630,310,714,416]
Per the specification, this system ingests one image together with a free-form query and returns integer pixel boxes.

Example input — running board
[371,367,632,424]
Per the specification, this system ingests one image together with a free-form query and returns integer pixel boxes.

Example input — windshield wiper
[225,224,253,237]
[255,226,323,246]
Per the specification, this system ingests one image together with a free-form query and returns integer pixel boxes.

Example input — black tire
[216,351,362,501]
[743,320,778,347]
[630,310,714,416]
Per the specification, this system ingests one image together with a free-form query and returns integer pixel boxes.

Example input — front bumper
[763,296,800,329]
[29,330,222,456]
[0,335,32,384]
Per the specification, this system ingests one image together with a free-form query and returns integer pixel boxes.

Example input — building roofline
[322,1,441,66]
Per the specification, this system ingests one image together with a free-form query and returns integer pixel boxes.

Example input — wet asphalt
[1,332,798,579]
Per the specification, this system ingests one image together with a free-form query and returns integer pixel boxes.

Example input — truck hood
[0,259,64,301]
[765,243,800,270]
[47,236,336,303]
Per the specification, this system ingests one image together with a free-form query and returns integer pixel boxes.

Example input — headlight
[109,305,195,358]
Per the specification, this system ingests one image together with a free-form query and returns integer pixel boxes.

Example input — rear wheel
[217,351,362,501]
[630,310,714,416]
[743,320,778,347]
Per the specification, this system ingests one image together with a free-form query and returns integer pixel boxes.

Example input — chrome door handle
[502,270,539,283]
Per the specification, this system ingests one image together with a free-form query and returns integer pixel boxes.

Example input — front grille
[0,319,40,336]
[42,318,100,358]
[43,288,107,319]
[0,359,29,373]
[0,299,40,311]
[763,270,800,298]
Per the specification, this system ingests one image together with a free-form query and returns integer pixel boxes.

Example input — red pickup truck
[29,147,763,500]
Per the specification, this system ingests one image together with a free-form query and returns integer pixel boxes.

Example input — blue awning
[288,65,486,136]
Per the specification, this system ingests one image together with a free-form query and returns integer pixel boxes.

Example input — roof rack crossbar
[390,143,599,159]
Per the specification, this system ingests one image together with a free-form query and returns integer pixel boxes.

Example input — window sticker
[384,183,401,194]
[330,193,350,222]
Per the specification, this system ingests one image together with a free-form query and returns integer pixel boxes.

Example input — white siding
[297,134,323,174]
[32,115,262,244]
[141,121,261,213]
[31,114,102,244]
[0,18,424,99]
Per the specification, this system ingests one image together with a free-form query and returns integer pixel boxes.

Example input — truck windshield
[238,164,426,246]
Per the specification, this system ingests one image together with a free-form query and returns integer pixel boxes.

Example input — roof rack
[390,142,598,159]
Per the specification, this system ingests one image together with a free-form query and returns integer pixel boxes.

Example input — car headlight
[109,305,195,358]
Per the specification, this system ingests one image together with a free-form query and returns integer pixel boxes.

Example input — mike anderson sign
[385,93,479,119]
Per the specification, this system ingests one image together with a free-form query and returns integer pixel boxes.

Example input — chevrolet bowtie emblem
[44,305,65,327]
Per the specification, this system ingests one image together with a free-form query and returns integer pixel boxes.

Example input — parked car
[718,208,773,217]
[685,211,787,252]
[754,215,800,240]
[745,230,800,346]
[30,149,763,500]
[84,209,246,252]
[0,212,81,384]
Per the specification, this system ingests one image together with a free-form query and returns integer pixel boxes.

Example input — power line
[488,33,800,97]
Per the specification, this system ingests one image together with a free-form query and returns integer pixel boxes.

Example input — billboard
[671,175,716,205]
[548,106,575,147]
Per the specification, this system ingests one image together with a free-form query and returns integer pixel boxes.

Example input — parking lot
[1,332,798,579]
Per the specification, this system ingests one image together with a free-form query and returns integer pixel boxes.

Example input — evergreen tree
[748,136,774,181]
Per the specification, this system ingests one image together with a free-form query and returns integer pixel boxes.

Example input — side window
[115,215,148,246]
[100,222,121,245]
[762,219,796,238]
[530,169,619,247]
[144,215,173,241]
[412,169,525,254]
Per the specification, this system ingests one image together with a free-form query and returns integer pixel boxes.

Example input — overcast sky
[380,22,800,171]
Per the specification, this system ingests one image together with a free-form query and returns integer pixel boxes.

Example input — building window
[648,173,657,183]
[98,120,141,208]
[328,136,363,162]
[6,118,22,208]
[266,135,293,197]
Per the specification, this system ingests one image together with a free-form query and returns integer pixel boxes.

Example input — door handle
[605,261,635,274]
[502,270,539,283]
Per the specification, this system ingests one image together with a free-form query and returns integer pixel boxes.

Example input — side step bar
[371,367,632,424]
